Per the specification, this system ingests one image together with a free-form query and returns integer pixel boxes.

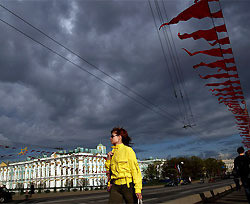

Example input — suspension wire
[153,0,189,124]
[155,0,196,126]
[161,0,196,125]
[0,139,61,151]
[0,2,181,123]
[148,0,184,124]
[0,17,182,123]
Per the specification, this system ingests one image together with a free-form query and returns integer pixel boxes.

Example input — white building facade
[138,158,166,179]
[0,144,107,190]
[222,159,234,173]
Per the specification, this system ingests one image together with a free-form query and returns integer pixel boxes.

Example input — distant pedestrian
[234,146,250,203]
[25,190,29,200]
[30,183,35,197]
[105,127,142,204]
[232,167,241,191]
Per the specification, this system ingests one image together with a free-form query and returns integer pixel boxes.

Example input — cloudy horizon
[0,0,249,161]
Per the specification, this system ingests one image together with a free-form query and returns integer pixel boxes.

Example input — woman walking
[105,127,142,204]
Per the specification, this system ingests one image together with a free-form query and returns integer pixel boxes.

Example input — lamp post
[180,162,184,182]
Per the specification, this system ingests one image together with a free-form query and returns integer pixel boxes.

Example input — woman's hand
[107,151,114,160]
[136,193,142,200]
[107,184,112,192]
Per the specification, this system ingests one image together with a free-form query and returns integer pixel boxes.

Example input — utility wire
[0,2,182,123]
[153,0,188,124]
[148,0,184,124]
[0,139,62,151]
[0,17,181,122]
[160,0,195,125]
[154,0,194,126]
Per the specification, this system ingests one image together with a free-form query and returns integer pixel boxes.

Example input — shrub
[45,189,50,193]
[72,189,77,192]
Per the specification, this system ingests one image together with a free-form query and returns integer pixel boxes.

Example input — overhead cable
[0,17,181,122]
[0,2,181,123]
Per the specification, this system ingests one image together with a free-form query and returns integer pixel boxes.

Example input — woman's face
[110,132,122,145]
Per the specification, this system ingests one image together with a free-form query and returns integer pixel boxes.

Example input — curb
[163,183,236,204]
[13,184,165,201]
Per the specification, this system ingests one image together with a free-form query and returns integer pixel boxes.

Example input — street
[11,179,234,203]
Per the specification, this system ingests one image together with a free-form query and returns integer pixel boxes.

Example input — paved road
[11,179,234,204]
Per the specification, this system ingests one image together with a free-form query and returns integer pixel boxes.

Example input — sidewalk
[13,184,165,201]
[209,189,248,204]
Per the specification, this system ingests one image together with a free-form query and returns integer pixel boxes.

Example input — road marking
[143,197,158,202]
[38,195,108,204]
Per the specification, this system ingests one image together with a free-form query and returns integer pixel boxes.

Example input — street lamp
[180,162,184,183]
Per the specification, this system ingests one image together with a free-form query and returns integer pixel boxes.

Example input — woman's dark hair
[111,127,132,146]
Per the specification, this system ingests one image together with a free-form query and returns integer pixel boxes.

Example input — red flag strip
[199,73,238,79]
[237,125,249,129]
[210,86,242,93]
[241,131,250,135]
[242,135,250,138]
[183,48,233,57]
[235,116,250,122]
[195,0,219,3]
[178,24,227,42]
[238,128,249,132]
[159,0,223,29]
[236,122,249,125]
[231,109,248,115]
[225,103,241,107]
[209,37,230,46]
[232,110,248,115]
[179,28,216,41]
[218,66,237,72]
[242,136,250,138]
[231,105,247,111]
[205,80,240,87]
[218,96,245,103]
[194,58,235,69]
[212,91,243,97]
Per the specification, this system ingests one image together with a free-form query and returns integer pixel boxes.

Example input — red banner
[205,80,241,87]
[183,48,233,57]
[200,73,238,79]
[210,86,242,92]
[178,24,227,42]
[160,0,223,29]
[209,37,230,46]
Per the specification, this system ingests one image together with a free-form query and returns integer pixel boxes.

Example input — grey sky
[0,0,249,160]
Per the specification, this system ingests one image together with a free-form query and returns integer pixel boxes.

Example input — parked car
[164,179,178,187]
[0,187,13,203]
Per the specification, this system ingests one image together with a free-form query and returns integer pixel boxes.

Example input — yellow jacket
[105,143,142,194]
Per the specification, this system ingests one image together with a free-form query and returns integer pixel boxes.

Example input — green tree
[204,158,225,178]
[186,156,205,179]
[143,163,159,181]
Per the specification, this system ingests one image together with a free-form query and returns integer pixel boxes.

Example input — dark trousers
[234,178,241,191]
[241,178,250,203]
[108,183,137,204]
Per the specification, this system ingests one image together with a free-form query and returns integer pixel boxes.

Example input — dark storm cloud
[0,0,249,160]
